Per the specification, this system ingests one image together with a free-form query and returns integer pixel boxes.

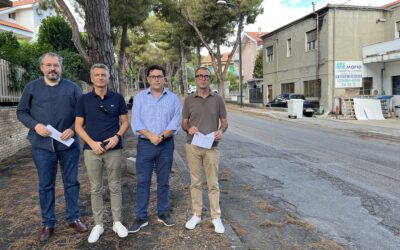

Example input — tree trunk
[165,62,174,91]
[118,24,128,97]
[55,0,89,65]
[142,68,147,89]
[135,67,141,91]
[177,67,185,95]
[85,0,118,91]
[180,43,188,96]
[196,45,201,67]
[184,13,238,99]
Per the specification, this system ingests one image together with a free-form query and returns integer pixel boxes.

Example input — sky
[244,0,394,32]
[65,0,394,55]
[214,0,394,54]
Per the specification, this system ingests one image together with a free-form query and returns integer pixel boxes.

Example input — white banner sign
[335,61,363,88]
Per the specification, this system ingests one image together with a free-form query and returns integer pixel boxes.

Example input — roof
[0,19,31,32]
[245,31,268,44]
[262,4,385,39]
[0,0,35,12]
[202,52,233,64]
[383,0,400,8]
[11,0,36,7]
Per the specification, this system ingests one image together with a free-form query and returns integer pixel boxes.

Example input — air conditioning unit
[370,88,379,96]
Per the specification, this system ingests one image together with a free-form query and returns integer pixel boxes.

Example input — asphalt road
[189,110,400,249]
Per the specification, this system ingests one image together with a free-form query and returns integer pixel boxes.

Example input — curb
[173,150,245,249]
[235,108,400,142]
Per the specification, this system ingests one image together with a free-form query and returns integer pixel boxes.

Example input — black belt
[139,137,172,142]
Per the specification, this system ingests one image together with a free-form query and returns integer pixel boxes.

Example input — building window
[287,38,292,57]
[281,82,294,94]
[304,79,321,97]
[396,21,400,38]
[360,77,373,95]
[306,29,317,51]
[392,76,400,95]
[8,12,16,19]
[266,46,273,62]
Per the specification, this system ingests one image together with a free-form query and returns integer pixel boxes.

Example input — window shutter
[307,29,317,41]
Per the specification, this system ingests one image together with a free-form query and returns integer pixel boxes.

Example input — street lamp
[217,0,243,108]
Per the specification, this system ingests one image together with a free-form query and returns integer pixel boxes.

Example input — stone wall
[0,107,29,161]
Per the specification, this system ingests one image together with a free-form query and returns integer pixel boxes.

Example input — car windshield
[290,94,305,99]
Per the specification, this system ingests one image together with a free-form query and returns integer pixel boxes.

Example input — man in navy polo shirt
[75,64,129,243]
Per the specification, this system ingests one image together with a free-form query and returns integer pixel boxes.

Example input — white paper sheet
[191,132,215,149]
[46,125,75,147]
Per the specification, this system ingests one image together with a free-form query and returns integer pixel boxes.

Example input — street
[1,108,399,249]
[175,109,400,249]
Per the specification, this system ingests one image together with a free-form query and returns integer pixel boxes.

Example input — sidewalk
[0,129,242,249]
[226,103,400,142]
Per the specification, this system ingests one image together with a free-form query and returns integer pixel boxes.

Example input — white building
[0,0,55,40]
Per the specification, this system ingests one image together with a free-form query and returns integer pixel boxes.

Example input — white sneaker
[88,225,104,243]
[212,217,225,234]
[185,215,201,230]
[112,221,128,238]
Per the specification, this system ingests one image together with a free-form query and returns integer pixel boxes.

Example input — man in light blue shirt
[129,64,181,233]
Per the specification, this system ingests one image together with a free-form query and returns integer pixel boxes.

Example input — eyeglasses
[98,100,108,114]
[195,74,211,80]
[99,105,108,114]
[43,63,60,68]
[148,75,165,80]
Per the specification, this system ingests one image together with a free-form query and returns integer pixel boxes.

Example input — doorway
[393,76,400,95]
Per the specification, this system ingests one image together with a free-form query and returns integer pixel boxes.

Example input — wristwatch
[160,134,165,140]
[115,134,122,141]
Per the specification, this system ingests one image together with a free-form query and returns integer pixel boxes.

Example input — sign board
[335,61,363,88]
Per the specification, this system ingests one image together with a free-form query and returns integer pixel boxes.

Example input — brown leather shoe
[68,219,88,233]
[39,226,54,242]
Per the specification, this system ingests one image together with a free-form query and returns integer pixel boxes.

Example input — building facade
[0,0,55,40]
[235,30,267,83]
[262,2,400,112]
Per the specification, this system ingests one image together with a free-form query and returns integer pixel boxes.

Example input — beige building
[261,1,400,112]
[235,30,267,83]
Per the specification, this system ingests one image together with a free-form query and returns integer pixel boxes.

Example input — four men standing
[17,55,228,243]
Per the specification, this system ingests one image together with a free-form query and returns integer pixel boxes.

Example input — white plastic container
[395,106,400,117]
[288,99,304,118]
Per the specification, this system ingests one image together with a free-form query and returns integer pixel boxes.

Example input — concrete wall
[263,15,326,106]
[383,5,400,40]
[0,107,29,161]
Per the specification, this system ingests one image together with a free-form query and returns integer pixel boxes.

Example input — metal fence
[0,59,23,103]
[249,88,263,103]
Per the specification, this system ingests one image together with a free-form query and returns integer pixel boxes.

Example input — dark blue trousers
[135,138,174,220]
[31,143,81,227]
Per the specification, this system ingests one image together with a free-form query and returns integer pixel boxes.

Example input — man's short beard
[47,73,60,81]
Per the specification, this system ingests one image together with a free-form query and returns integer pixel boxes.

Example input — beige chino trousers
[185,143,221,219]
[84,149,123,226]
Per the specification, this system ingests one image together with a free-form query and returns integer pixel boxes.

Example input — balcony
[363,39,400,63]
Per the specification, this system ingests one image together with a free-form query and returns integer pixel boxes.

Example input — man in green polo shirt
[182,67,228,234]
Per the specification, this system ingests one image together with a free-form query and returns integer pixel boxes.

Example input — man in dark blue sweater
[16,52,87,242]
